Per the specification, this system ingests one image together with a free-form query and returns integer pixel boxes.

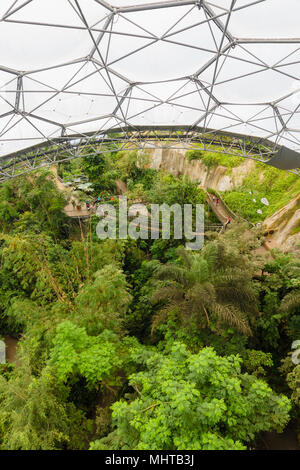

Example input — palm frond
[212,303,252,336]
[152,285,183,305]
[154,264,189,286]
[280,290,300,315]
[185,282,216,310]
[176,247,194,269]
[190,256,209,284]
[216,282,258,314]
[151,302,181,334]
[201,241,219,271]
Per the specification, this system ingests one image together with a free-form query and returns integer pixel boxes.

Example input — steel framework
[0,0,300,181]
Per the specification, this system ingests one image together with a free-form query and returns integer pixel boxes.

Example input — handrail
[208,190,255,227]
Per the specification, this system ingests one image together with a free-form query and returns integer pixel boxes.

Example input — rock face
[263,194,300,253]
[146,147,300,253]
[148,147,256,191]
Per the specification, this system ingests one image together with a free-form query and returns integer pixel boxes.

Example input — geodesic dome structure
[0,0,300,181]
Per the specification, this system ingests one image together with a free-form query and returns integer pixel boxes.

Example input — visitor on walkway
[86,201,90,210]
[212,195,215,203]
[224,216,231,230]
[92,196,101,208]
[216,198,219,206]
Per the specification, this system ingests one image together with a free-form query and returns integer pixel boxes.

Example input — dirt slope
[263,194,300,253]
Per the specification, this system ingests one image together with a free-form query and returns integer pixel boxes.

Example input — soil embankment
[146,147,299,253]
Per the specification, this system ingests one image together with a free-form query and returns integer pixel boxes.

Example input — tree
[82,152,117,193]
[286,365,300,408]
[74,264,132,336]
[0,233,57,312]
[0,170,68,238]
[0,364,88,450]
[253,254,300,350]
[151,242,258,336]
[49,321,123,388]
[90,342,291,450]
[147,173,206,206]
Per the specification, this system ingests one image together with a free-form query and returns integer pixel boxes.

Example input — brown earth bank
[141,146,300,253]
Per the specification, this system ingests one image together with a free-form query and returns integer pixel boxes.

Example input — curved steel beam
[0,125,299,183]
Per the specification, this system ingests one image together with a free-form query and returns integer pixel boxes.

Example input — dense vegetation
[222,163,299,223]
[186,146,300,224]
[186,148,244,169]
[0,149,299,450]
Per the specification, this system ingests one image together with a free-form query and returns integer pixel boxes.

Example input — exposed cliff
[263,194,300,253]
[148,146,256,192]
[144,146,300,253]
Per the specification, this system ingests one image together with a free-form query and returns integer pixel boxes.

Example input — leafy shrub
[90,343,291,450]
[222,162,300,223]
[222,191,267,223]
[186,150,204,161]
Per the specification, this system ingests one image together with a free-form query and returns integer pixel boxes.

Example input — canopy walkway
[59,177,278,254]
[206,193,235,225]
[64,203,96,219]
[64,200,223,234]
[206,191,280,253]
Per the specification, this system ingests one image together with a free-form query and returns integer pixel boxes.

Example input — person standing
[225,216,231,229]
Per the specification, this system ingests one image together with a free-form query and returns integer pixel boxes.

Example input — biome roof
[0,0,300,178]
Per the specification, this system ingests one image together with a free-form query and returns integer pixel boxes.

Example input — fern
[151,244,258,335]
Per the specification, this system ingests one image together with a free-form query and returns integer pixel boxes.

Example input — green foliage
[58,158,85,180]
[0,232,126,335]
[0,170,68,238]
[0,152,298,451]
[222,191,267,223]
[151,241,258,336]
[243,350,274,377]
[280,355,300,413]
[186,149,204,161]
[186,149,244,169]
[73,264,132,336]
[207,187,219,197]
[91,343,291,450]
[0,364,89,450]
[201,152,244,169]
[81,154,115,193]
[253,254,300,350]
[147,173,206,206]
[222,162,300,222]
[125,259,161,339]
[150,238,181,262]
[50,321,122,387]
[286,365,300,408]
[115,151,141,181]
[0,233,57,311]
